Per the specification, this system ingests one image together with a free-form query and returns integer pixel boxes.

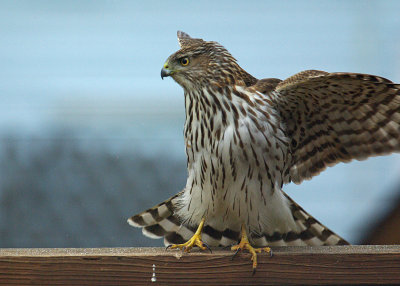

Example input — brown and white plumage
[128,31,400,248]
[129,190,347,246]
[273,70,400,184]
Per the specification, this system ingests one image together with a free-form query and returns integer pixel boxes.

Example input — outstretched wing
[271,70,400,184]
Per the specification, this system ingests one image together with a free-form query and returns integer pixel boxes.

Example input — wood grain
[0,246,399,285]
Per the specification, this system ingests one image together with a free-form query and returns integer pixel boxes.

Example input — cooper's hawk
[128,31,400,271]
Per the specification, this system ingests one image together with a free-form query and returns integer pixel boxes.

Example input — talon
[231,225,272,273]
[264,247,273,257]
[202,242,212,253]
[166,218,207,253]
[231,247,241,260]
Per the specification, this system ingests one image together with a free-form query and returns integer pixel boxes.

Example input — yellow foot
[231,225,273,274]
[166,218,211,253]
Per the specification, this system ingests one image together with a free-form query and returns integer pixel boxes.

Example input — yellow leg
[231,225,272,273]
[167,218,210,252]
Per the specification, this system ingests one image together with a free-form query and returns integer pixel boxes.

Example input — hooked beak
[161,62,173,79]
[161,67,172,79]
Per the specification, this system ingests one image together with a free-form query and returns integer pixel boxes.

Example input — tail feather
[280,191,349,246]
[128,191,197,244]
[127,192,179,228]
[128,191,349,247]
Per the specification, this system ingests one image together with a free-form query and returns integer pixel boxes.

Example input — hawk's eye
[180,58,189,66]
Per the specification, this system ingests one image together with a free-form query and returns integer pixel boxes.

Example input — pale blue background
[0,0,399,247]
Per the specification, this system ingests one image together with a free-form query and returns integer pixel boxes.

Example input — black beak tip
[161,68,171,80]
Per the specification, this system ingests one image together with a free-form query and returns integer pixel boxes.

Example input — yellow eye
[180,58,189,66]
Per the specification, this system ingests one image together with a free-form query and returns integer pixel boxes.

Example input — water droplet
[151,264,157,282]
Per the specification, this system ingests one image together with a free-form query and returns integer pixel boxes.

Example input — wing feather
[271,70,400,184]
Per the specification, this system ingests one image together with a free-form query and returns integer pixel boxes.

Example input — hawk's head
[161,31,254,90]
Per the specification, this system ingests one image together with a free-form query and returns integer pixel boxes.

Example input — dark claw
[231,248,241,261]
[202,242,212,253]
[166,244,172,250]
[252,268,257,276]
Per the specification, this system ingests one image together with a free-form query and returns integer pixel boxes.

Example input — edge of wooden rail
[1,245,399,285]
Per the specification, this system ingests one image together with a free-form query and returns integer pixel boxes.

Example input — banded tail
[128,191,349,247]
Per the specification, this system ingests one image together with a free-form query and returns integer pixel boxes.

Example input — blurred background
[0,0,399,248]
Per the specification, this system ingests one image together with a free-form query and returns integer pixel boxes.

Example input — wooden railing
[0,245,399,285]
